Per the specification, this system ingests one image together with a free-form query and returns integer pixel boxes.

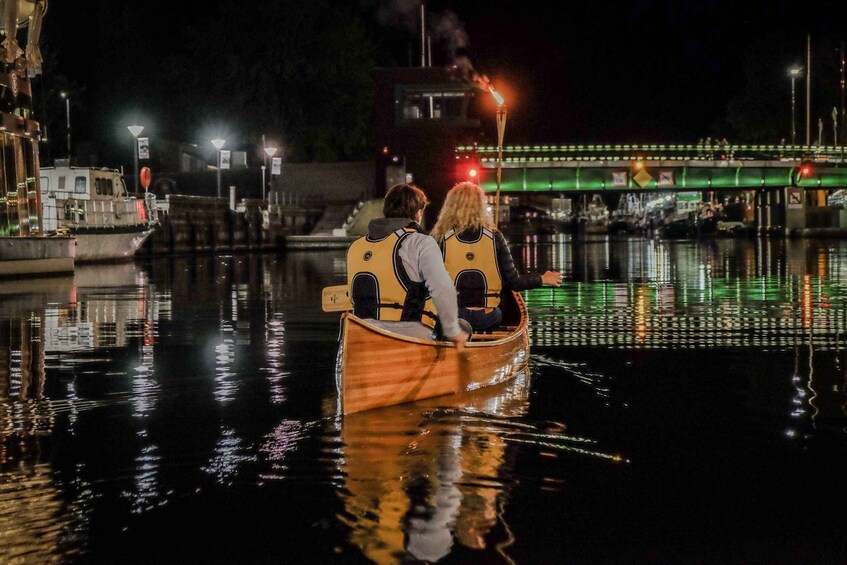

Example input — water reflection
[0,241,845,561]
[524,237,847,351]
[0,255,336,560]
[334,372,622,562]
[0,276,85,563]
[335,375,531,563]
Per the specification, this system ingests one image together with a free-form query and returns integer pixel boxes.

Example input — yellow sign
[633,169,653,188]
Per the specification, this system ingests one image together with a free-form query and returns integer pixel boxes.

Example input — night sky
[38,0,847,156]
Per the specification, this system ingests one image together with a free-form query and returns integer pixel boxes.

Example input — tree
[160,0,378,162]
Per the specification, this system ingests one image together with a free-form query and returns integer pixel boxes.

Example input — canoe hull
[339,291,530,414]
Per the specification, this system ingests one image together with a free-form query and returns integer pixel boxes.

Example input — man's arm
[405,234,465,340]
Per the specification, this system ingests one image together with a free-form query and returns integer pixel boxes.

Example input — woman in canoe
[430,181,563,331]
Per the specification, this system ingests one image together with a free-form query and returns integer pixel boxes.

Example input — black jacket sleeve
[494,229,543,291]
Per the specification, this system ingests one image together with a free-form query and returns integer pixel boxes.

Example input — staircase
[309,201,359,235]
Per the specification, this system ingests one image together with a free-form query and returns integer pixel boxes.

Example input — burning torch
[489,86,506,227]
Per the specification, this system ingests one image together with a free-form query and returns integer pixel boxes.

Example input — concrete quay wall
[139,195,323,255]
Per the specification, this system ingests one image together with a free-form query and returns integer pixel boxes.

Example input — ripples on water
[1,239,846,563]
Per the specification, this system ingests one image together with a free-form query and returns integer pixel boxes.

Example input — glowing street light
[789,67,803,145]
[60,91,71,159]
[263,146,278,202]
[211,138,226,198]
[127,125,144,195]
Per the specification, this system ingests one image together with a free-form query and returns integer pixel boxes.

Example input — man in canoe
[347,183,471,350]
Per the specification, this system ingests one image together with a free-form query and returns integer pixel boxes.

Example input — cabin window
[396,86,475,124]
[40,176,49,191]
[75,176,87,194]
[95,178,113,195]
[58,175,66,190]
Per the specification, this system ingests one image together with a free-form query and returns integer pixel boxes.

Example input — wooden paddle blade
[322,285,352,312]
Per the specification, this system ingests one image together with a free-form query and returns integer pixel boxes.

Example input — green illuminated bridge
[456,143,847,192]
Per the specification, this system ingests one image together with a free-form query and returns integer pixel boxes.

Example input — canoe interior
[338,290,530,415]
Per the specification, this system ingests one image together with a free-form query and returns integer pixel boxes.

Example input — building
[373,66,486,222]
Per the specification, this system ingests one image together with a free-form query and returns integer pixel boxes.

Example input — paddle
[322,285,352,312]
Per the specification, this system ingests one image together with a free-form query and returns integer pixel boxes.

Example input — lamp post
[211,138,226,198]
[489,87,506,227]
[263,146,278,202]
[60,91,71,159]
[789,67,803,146]
[127,125,144,196]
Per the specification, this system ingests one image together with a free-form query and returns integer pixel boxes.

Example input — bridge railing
[457,143,847,163]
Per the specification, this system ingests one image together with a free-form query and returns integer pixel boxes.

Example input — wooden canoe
[337,290,530,415]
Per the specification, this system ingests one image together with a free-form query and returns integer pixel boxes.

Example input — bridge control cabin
[373,67,487,223]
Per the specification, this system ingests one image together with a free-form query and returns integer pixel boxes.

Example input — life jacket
[347,227,438,327]
[442,227,502,308]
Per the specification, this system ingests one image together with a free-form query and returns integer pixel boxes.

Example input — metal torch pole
[133,141,139,196]
[495,104,507,227]
[216,150,222,198]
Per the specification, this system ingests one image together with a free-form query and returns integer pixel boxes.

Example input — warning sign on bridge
[787,189,803,209]
[633,169,653,188]
[612,171,628,187]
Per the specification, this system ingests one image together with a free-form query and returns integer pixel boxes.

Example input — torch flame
[489,86,505,105]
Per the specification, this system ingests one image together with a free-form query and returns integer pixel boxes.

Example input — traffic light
[793,160,814,185]
[456,156,482,182]
[800,162,812,177]
[632,159,645,172]
[381,146,401,165]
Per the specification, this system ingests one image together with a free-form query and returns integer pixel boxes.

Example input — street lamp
[127,125,144,196]
[789,67,803,146]
[211,138,226,198]
[263,146,278,202]
[60,91,71,159]
[488,87,506,226]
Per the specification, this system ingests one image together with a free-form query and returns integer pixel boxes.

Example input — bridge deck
[456,144,847,192]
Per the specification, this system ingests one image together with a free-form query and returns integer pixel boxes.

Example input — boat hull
[71,226,155,262]
[0,237,76,278]
[339,291,530,415]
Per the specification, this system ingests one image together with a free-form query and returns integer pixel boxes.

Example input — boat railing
[60,198,149,228]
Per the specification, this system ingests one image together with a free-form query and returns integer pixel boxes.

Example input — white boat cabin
[39,165,156,233]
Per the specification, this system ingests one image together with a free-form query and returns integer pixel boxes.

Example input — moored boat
[0,1,75,278]
[333,289,530,415]
[40,163,158,262]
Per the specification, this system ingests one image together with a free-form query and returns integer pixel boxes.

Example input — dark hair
[383,183,429,219]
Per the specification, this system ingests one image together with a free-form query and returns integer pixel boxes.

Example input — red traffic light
[456,157,481,182]
[800,164,812,177]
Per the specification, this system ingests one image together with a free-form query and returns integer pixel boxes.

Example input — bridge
[457,143,847,193]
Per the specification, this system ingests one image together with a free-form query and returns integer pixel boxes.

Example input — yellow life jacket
[347,227,437,327]
[442,227,502,308]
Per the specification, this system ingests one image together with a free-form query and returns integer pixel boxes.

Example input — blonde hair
[430,182,494,242]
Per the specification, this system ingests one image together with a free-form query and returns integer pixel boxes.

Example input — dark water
[2,237,846,564]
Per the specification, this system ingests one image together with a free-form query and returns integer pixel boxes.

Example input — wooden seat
[471,330,514,341]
